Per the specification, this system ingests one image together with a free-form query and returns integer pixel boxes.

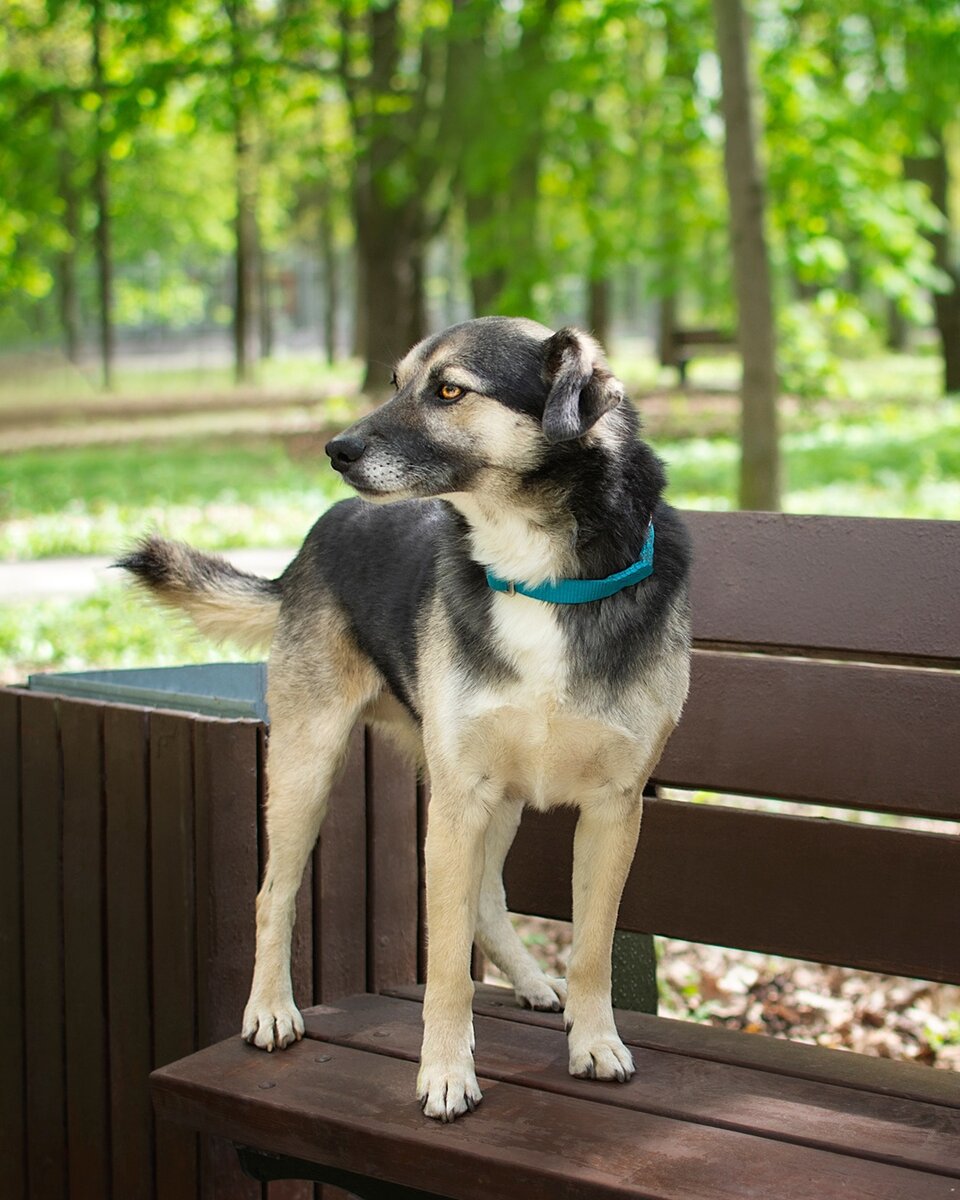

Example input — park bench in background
[662,327,737,384]
[3,511,959,1199]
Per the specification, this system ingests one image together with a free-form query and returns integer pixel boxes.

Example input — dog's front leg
[565,793,643,1082]
[418,782,490,1121]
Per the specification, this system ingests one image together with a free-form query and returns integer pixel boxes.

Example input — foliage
[0,0,956,395]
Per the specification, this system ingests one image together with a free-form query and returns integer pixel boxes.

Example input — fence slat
[61,700,111,1200]
[0,690,25,1200]
[150,712,199,1200]
[365,730,419,994]
[21,693,67,1200]
[104,705,154,1200]
[314,725,367,1002]
[193,717,261,1200]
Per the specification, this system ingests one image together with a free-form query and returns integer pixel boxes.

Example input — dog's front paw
[568,1031,634,1082]
[515,974,567,1012]
[417,1059,482,1122]
[242,995,304,1052]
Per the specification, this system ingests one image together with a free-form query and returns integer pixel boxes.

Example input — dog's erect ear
[540,327,624,444]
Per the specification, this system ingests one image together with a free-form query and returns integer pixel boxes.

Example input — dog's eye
[438,383,464,402]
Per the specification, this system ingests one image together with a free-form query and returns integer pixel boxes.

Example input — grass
[0,349,362,409]
[1,368,957,681]
[0,439,351,559]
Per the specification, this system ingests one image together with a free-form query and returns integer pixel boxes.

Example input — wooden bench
[150,511,960,1199]
[662,328,737,385]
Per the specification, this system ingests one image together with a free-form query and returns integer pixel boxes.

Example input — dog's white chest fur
[433,594,647,812]
[491,592,568,699]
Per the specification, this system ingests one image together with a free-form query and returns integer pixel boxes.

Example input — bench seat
[150,985,960,1200]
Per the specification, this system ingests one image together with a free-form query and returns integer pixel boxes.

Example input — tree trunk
[885,298,908,353]
[906,134,960,394]
[319,191,339,364]
[256,227,273,361]
[233,118,256,383]
[354,180,423,393]
[53,100,81,364]
[713,0,781,511]
[90,0,114,390]
[588,277,611,348]
[228,0,257,384]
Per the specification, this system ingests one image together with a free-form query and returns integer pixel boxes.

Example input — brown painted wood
[0,690,26,1200]
[300,994,960,1178]
[314,725,368,1002]
[683,511,960,661]
[390,982,960,1112]
[193,716,261,1200]
[365,729,419,993]
[149,711,200,1200]
[20,693,67,1200]
[503,799,960,983]
[104,704,154,1200]
[194,717,260,1044]
[60,700,111,1200]
[655,651,960,817]
[150,1032,960,1200]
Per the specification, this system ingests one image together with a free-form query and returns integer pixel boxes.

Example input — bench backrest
[504,512,960,985]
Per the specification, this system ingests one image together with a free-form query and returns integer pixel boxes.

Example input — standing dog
[119,316,691,1122]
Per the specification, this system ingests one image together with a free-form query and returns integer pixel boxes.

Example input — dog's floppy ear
[540,327,624,443]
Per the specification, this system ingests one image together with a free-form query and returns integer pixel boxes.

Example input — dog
[118,316,691,1122]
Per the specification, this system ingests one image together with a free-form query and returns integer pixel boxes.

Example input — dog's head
[325,317,629,502]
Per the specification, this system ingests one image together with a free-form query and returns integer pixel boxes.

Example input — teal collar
[486,522,655,604]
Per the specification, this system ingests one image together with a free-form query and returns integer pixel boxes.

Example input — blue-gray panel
[28,662,269,722]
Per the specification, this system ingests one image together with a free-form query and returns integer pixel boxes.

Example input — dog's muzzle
[325,434,366,473]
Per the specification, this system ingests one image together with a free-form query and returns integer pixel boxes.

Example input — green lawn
[2,386,958,681]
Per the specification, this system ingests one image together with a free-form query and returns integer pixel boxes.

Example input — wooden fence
[0,688,423,1200]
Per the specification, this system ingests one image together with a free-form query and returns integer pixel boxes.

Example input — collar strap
[486,522,655,605]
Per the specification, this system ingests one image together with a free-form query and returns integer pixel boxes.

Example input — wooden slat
[504,800,960,983]
[104,704,154,1200]
[391,982,960,1112]
[0,690,25,1200]
[193,717,261,1200]
[150,1032,960,1200]
[684,511,960,661]
[60,700,111,1200]
[21,693,67,1200]
[300,994,960,1179]
[313,725,368,1002]
[149,712,199,1200]
[365,729,419,993]
[654,650,960,817]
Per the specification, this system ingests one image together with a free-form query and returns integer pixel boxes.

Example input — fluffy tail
[115,534,283,653]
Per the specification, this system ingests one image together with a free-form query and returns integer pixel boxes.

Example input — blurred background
[1,0,958,683]
[1,0,958,1063]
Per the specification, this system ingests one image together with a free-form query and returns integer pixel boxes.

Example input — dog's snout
[325,434,367,471]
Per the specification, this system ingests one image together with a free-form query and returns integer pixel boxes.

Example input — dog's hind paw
[515,974,567,1012]
[417,1060,483,1122]
[242,996,304,1052]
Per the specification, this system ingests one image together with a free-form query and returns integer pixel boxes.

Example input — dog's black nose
[325,434,366,470]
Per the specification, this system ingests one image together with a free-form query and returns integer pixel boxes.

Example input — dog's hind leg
[475,800,567,1012]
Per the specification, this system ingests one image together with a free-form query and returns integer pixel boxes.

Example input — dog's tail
[115,534,283,653]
